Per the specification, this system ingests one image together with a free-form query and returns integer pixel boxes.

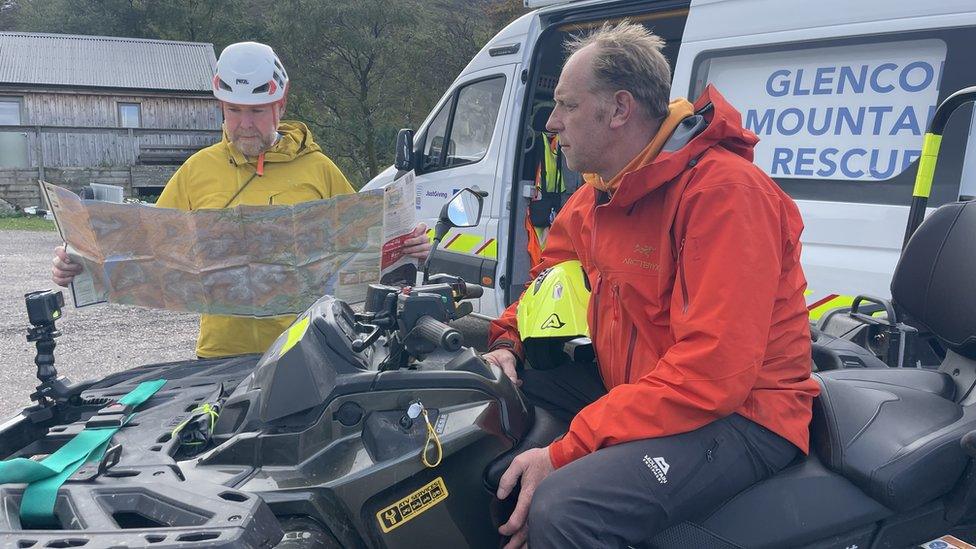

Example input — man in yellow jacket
[52,42,431,358]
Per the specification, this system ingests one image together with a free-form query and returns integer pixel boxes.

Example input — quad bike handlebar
[414,315,463,352]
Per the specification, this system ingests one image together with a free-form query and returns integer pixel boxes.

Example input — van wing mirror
[440,188,485,229]
[394,129,415,171]
[423,188,488,283]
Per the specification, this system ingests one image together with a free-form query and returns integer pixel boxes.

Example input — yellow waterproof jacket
[157,121,355,358]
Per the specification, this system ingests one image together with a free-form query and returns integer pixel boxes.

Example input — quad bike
[3,88,976,549]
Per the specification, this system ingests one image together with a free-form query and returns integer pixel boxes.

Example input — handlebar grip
[415,316,463,352]
[462,283,484,299]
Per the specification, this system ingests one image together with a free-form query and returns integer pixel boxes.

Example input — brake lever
[352,323,382,352]
[454,301,473,319]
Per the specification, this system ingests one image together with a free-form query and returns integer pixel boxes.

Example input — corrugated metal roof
[0,32,217,92]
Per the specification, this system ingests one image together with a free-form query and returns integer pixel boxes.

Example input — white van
[362,0,976,319]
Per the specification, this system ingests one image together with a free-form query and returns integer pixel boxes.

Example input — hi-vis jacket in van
[157,121,355,359]
[488,86,820,469]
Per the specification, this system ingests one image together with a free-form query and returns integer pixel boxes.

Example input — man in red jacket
[486,22,820,548]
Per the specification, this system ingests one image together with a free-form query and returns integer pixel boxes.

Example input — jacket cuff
[488,338,524,362]
[548,436,588,469]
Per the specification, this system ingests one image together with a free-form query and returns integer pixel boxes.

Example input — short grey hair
[565,21,672,121]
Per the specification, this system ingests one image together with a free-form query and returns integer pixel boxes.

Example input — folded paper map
[41,173,417,317]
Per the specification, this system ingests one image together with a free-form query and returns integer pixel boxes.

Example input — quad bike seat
[810,200,976,512]
[484,407,567,492]
[811,367,969,512]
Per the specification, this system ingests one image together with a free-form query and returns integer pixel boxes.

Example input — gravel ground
[0,229,490,419]
[0,230,198,418]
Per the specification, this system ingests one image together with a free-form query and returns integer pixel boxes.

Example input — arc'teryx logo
[541,313,565,330]
[643,454,670,484]
[633,243,655,257]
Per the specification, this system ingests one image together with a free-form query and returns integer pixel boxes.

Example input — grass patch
[0,215,57,231]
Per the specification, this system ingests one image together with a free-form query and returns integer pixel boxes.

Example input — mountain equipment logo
[643,454,670,484]
[541,313,565,330]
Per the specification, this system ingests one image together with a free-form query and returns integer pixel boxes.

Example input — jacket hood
[224,120,323,166]
[610,85,760,208]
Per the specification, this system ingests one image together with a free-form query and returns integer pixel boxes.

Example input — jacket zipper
[590,274,608,387]
[608,284,620,385]
[677,237,689,314]
[590,197,609,387]
[623,325,637,384]
[611,284,620,327]
[592,274,603,348]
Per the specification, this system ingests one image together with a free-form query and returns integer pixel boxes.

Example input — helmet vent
[252,82,270,94]
[216,78,233,92]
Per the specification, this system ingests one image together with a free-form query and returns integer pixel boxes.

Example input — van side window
[420,76,506,172]
[422,101,452,172]
[691,28,976,207]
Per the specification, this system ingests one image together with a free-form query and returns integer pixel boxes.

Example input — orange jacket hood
[604,84,761,209]
[585,97,696,194]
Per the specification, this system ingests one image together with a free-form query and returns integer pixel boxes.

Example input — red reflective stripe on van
[474,239,496,255]
[444,233,463,248]
[807,294,840,311]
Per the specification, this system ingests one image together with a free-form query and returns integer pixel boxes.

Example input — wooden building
[0,32,223,207]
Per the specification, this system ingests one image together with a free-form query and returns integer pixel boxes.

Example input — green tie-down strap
[0,379,166,527]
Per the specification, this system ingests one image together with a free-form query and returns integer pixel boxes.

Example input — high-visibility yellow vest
[526,133,566,266]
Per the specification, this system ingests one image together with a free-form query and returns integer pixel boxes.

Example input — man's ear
[608,90,636,130]
[279,84,290,115]
[275,96,288,120]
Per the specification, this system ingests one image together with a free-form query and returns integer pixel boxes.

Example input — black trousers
[518,361,799,548]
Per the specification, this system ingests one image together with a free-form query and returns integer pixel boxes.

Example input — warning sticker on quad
[376,477,449,533]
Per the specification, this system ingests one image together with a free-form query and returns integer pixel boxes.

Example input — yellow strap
[421,409,443,468]
[171,403,219,445]
[913,132,942,198]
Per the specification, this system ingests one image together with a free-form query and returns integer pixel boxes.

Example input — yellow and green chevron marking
[428,229,497,259]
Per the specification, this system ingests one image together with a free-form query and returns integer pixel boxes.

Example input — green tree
[269,0,423,184]
[4,0,528,186]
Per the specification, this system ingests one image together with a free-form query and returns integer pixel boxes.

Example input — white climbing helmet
[212,42,289,105]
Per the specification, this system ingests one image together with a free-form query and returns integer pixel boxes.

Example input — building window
[0,97,22,125]
[118,102,141,128]
[0,97,27,168]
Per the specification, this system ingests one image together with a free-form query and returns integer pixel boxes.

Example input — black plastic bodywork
[0,294,530,548]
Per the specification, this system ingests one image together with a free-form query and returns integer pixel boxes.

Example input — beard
[230,130,277,157]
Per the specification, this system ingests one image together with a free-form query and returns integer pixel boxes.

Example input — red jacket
[489,86,820,468]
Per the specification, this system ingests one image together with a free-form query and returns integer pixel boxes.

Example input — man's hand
[52,245,83,287]
[483,348,520,386]
[496,447,555,549]
[402,222,432,260]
